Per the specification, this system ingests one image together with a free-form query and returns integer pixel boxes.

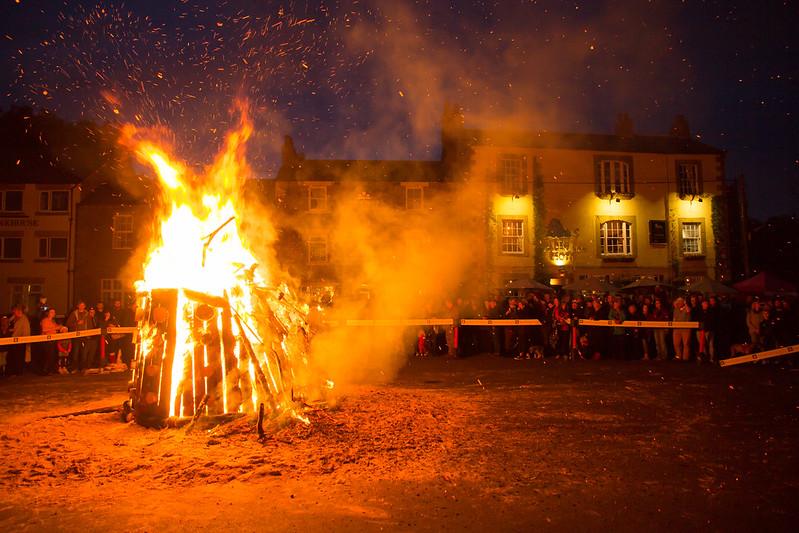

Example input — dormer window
[308,185,327,211]
[595,157,634,199]
[677,161,702,198]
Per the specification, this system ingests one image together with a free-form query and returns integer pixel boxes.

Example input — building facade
[266,112,730,295]
[0,180,80,314]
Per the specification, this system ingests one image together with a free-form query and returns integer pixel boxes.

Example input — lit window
[501,219,524,255]
[405,186,424,210]
[308,237,329,264]
[37,237,68,260]
[677,161,702,197]
[500,155,526,195]
[39,190,69,212]
[600,220,633,257]
[112,214,134,249]
[681,222,703,255]
[0,190,23,212]
[597,159,632,197]
[0,236,23,260]
[100,279,134,305]
[308,186,327,211]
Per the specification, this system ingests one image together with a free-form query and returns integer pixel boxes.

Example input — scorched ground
[1,356,798,531]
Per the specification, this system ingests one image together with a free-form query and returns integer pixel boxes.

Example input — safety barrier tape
[338,319,454,327]
[577,319,699,329]
[0,326,137,346]
[719,343,799,367]
[460,319,542,326]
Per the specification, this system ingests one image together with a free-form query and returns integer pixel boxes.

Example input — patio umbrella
[684,276,737,295]
[504,278,555,292]
[733,272,797,296]
[563,277,618,294]
[620,278,673,291]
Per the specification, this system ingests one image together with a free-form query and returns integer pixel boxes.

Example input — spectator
[8,305,31,375]
[66,301,92,373]
[608,300,626,359]
[649,298,670,360]
[672,297,692,361]
[699,299,718,363]
[40,308,67,375]
[746,301,764,350]
[0,315,10,377]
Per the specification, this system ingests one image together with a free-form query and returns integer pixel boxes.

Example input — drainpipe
[67,182,80,308]
[664,155,672,283]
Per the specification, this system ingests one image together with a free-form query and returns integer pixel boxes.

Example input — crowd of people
[415,290,798,363]
[0,297,136,377]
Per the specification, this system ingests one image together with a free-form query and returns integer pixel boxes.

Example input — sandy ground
[1,356,798,532]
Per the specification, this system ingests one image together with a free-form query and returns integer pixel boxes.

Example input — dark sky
[1,0,796,219]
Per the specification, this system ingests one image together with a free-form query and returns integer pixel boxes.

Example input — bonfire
[123,109,323,428]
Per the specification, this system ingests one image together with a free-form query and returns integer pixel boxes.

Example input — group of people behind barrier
[0,297,136,377]
[412,290,798,363]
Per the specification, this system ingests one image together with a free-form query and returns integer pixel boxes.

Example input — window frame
[499,217,527,256]
[679,218,706,258]
[676,160,703,198]
[38,190,70,213]
[594,156,634,199]
[0,189,24,213]
[37,236,68,260]
[307,236,329,264]
[112,214,134,250]
[596,216,636,260]
[307,185,328,212]
[0,235,23,260]
[100,278,135,306]
[404,185,425,210]
[499,154,527,196]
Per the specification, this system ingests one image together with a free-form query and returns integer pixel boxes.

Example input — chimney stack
[669,115,691,139]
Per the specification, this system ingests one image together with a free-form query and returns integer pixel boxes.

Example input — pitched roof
[462,128,724,155]
[277,159,443,182]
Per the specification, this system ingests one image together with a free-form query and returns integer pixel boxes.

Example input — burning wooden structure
[130,286,311,428]
[123,108,323,428]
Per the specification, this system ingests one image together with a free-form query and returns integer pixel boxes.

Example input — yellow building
[269,112,730,294]
[455,113,728,288]
[0,179,81,313]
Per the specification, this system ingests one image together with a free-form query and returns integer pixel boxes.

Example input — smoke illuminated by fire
[125,106,320,425]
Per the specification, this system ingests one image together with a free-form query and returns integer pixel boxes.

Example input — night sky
[0,0,796,219]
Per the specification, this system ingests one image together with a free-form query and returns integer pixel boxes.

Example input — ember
[125,107,321,428]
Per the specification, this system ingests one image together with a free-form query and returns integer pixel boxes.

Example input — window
[100,279,135,305]
[0,190,23,212]
[308,186,327,211]
[596,158,633,198]
[405,186,424,210]
[0,236,23,260]
[10,283,42,310]
[677,161,702,197]
[112,214,134,249]
[599,220,633,257]
[500,155,526,195]
[501,219,525,255]
[39,190,70,212]
[681,221,703,256]
[308,237,329,264]
[649,220,667,245]
[37,237,68,260]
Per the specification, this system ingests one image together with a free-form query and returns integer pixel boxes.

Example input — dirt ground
[1,356,798,532]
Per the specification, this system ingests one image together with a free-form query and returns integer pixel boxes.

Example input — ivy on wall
[532,157,547,281]
[711,193,730,279]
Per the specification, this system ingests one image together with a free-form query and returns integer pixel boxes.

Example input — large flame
[126,108,318,424]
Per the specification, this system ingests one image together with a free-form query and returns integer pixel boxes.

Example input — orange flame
[127,106,318,424]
